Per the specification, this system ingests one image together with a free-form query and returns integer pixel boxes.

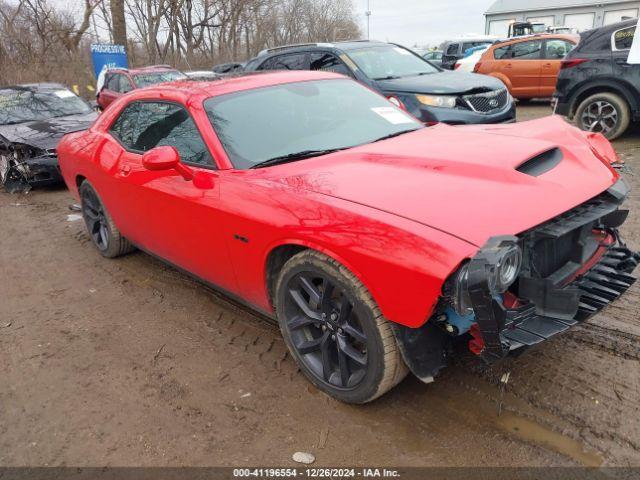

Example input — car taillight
[454,63,461,70]
[473,62,482,73]
[560,58,589,69]
[386,95,407,111]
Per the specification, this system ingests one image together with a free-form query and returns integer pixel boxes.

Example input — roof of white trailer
[486,0,637,15]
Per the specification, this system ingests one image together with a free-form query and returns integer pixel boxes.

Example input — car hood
[376,70,505,95]
[0,112,98,151]
[267,116,618,247]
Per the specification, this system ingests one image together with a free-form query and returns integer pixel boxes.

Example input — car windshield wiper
[250,148,347,169]
[371,129,419,143]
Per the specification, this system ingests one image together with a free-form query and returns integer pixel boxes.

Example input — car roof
[125,70,344,102]
[0,82,69,93]
[489,33,579,48]
[256,39,390,57]
[581,17,637,36]
[444,38,496,44]
[108,65,181,75]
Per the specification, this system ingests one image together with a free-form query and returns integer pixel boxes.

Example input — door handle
[615,58,630,66]
[120,164,131,176]
[505,63,512,69]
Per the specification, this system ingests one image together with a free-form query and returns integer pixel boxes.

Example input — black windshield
[0,88,92,125]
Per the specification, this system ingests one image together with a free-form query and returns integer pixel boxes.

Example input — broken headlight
[451,242,522,316]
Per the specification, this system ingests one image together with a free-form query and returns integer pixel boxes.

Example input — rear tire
[275,250,408,404]
[575,92,630,140]
[79,180,135,258]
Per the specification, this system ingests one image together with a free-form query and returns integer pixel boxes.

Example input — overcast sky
[353,0,490,47]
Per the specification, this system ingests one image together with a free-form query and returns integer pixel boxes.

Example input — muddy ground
[1,103,639,468]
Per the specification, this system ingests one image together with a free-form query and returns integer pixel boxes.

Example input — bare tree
[0,0,361,91]
[110,0,127,48]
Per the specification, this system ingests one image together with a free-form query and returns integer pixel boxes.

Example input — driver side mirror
[142,146,193,180]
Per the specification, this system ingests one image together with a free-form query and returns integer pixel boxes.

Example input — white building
[485,0,640,36]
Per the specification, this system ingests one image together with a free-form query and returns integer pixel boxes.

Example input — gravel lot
[1,103,639,467]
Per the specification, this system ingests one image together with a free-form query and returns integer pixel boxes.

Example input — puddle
[496,412,603,467]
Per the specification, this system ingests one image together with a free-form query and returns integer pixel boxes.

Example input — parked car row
[4,18,640,196]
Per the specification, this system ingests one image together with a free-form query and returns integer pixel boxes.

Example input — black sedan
[0,83,97,193]
[244,40,515,125]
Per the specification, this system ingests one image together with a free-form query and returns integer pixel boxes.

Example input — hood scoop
[516,148,563,177]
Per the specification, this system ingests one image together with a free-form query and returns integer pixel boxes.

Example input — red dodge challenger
[57,71,638,403]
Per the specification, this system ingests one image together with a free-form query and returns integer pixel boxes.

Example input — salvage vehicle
[0,83,97,193]
[554,19,640,140]
[244,41,515,125]
[96,65,186,110]
[57,71,639,404]
[441,37,496,69]
[475,34,578,99]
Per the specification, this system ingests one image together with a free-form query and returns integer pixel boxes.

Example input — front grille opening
[462,89,508,113]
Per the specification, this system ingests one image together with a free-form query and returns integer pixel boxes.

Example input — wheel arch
[568,79,639,118]
[75,174,87,189]
[264,240,374,313]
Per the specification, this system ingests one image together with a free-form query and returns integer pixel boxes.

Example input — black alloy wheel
[79,180,135,258]
[81,185,110,251]
[275,250,408,403]
[283,272,368,389]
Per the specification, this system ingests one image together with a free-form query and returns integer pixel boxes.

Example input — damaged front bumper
[0,149,62,193]
[393,178,638,382]
[467,179,639,362]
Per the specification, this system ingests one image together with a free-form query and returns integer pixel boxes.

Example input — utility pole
[365,0,372,40]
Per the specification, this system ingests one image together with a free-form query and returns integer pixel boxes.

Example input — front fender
[256,196,478,328]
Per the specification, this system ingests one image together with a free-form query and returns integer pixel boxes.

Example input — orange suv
[474,35,578,99]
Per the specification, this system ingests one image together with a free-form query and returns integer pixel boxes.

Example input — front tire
[575,92,630,140]
[275,250,408,403]
[79,180,135,258]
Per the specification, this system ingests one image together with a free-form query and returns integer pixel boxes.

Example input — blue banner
[90,44,128,79]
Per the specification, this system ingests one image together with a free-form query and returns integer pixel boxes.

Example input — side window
[109,103,140,148]
[119,76,134,94]
[310,52,353,77]
[106,74,121,92]
[133,102,214,167]
[271,53,307,70]
[461,42,486,54]
[613,26,635,50]
[511,40,542,59]
[446,43,459,55]
[494,45,511,59]
[545,40,574,59]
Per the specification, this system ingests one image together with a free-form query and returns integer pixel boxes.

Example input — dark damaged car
[0,83,97,193]
[244,40,516,125]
